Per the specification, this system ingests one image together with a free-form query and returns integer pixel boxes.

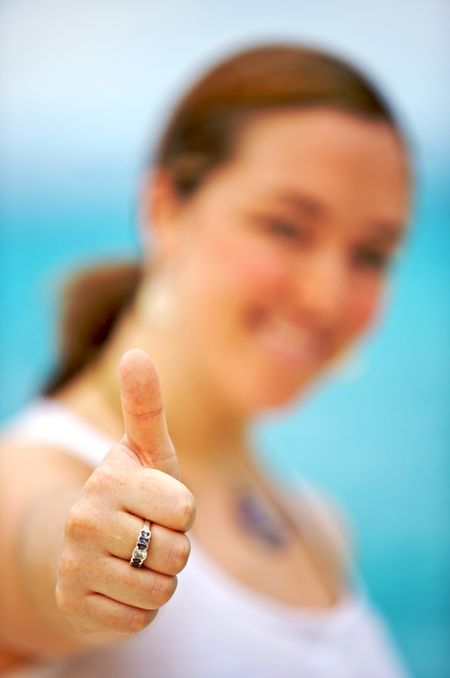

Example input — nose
[292,250,348,332]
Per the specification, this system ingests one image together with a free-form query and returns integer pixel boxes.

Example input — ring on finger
[130,519,152,568]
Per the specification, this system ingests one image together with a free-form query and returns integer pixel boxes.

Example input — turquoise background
[1,2,449,676]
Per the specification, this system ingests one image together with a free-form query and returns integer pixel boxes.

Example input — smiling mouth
[248,311,319,368]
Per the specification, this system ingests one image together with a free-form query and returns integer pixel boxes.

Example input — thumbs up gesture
[56,349,195,636]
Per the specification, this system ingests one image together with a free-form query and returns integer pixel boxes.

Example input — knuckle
[87,463,117,494]
[55,558,88,617]
[167,535,191,574]
[54,581,72,614]
[58,550,81,582]
[65,505,85,540]
[176,489,196,531]
[149,573,177,608]
[65,504,98,542]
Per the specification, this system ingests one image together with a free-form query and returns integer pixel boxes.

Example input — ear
[139,169,183,261]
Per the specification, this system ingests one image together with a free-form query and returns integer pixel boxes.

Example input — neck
[67,297,252,477]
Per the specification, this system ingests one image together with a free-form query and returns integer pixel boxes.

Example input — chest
[189,485,345,610]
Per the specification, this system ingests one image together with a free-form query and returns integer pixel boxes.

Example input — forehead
[224,108,410,221]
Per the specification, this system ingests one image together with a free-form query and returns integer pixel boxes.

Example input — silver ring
[130,519,152,568]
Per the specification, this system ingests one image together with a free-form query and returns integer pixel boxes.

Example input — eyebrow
[264,189,406,245]
[267,190,325,219]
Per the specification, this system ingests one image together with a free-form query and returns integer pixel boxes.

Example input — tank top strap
[1,397,113,467]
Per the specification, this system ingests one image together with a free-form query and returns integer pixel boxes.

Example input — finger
[80,593,157,634]
[74,467,195,533]
[119,348,178,477]
[85,555,177,612]
[118,467,196,532]
[104,512,191,576]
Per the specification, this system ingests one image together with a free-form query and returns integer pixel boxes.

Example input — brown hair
[44,42,403,393]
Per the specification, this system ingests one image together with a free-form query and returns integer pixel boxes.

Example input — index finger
[119,349,179,478]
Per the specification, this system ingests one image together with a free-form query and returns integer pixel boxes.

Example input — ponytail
[43,261,142,394]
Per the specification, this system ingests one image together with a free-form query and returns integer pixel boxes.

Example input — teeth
[259,315,316,363]
[272,317,311,345]
[272,316,309,342]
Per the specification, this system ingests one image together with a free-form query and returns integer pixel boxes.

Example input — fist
[55,349,195,636]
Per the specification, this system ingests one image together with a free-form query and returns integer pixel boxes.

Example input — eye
[262,217,310,243]
[353,247,393,272]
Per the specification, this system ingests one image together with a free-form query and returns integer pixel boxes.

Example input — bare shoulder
[0,431,93,479]
[0,433,93,557]
[0,433,93,518]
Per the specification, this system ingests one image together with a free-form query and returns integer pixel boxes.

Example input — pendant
[236,491,291,549]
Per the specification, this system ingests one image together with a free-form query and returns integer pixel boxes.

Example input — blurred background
[0,1,449,676]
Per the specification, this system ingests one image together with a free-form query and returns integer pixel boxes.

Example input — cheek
[346,277,387,336]
[195,224,288,297]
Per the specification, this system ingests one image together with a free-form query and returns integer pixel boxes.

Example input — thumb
[119,348,179,478]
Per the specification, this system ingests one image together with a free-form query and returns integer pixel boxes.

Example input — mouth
[247,310,320,369]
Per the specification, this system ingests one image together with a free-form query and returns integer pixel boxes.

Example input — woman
[0,43,411,677]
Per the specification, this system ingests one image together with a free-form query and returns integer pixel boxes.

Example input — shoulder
[0,399,96,491]
[0,431,93,469]
[0,397,113,468]
[0,434,93,502]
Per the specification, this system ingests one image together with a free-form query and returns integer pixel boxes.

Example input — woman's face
[148,108,410,412]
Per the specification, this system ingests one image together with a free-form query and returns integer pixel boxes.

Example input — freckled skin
[150,108,411,412]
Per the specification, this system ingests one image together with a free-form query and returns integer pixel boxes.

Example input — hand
[55,349,195,637]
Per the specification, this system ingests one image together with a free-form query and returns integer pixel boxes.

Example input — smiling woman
[0,43,412,677]
[158,107,409,408]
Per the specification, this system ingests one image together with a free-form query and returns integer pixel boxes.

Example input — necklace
[230,450,294,550]
[234,487,292,549]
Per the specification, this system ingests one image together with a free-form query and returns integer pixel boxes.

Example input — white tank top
[2,399,410,678]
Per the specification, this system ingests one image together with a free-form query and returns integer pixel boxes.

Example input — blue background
[1,2,449,676]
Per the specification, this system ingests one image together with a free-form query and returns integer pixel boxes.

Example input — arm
[0,350,196,663]
[0,441,98,659]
